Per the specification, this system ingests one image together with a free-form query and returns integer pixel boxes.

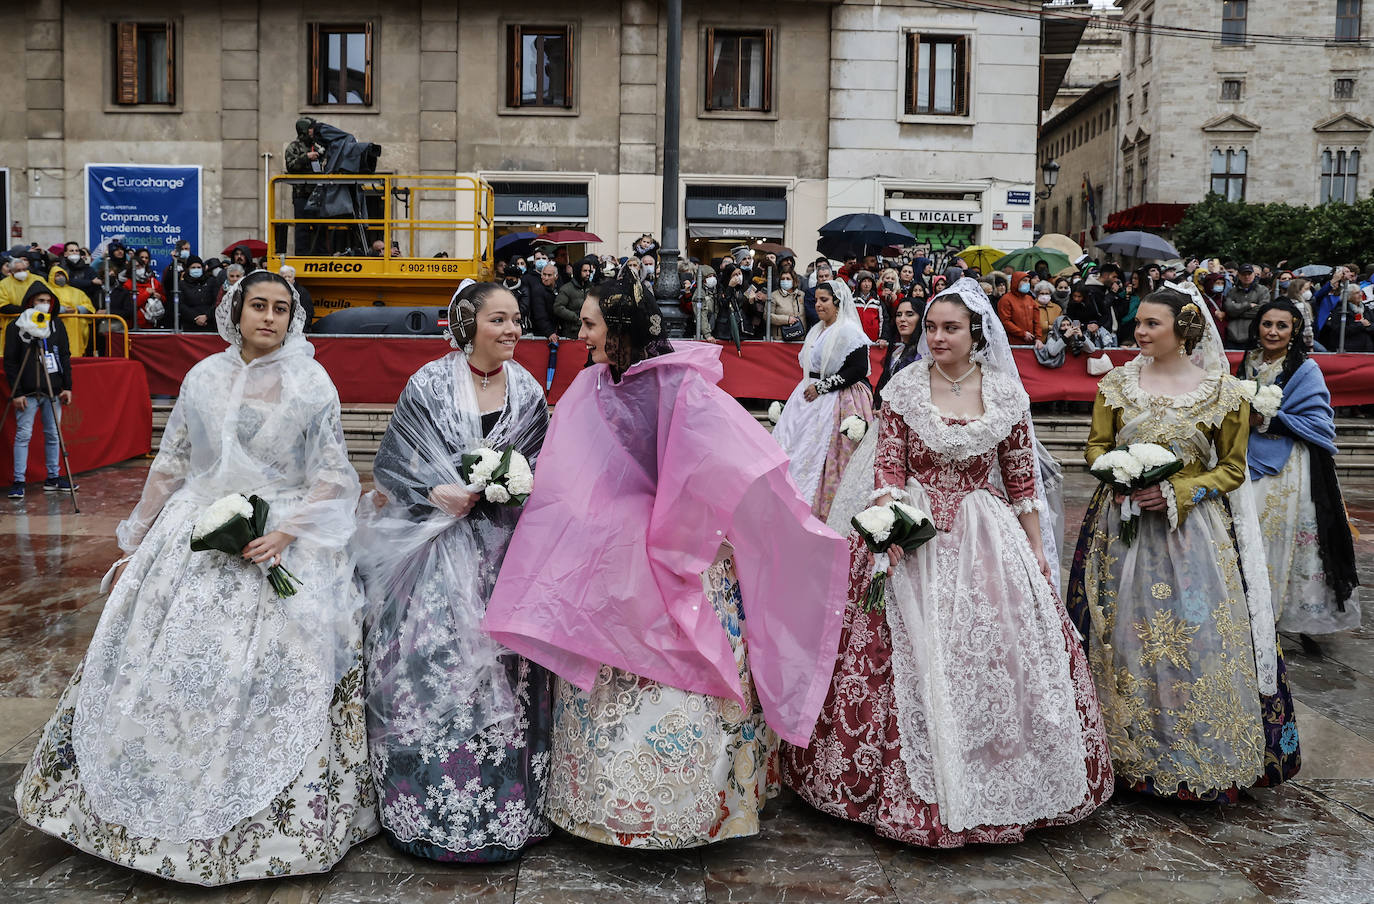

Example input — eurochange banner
[86,163,202,274]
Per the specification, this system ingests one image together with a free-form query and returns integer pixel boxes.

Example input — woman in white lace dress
[771,279,873,520]
[783,279,1113,846]
[14,272,377,885]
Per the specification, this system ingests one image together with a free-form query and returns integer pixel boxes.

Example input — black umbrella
[816,213,914,260]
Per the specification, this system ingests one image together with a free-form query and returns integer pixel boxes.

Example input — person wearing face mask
[0,253,54,311]
[552,254,598,339]
[527,261,560,340]
[45,266,97,357]
[692,264,718,339]
[160,240,193,290]
[176,256,218,332]
[639,253,657,294]
[5,283,75,498]
[996,271,1038,344]
[1283,278,1320,351]
[1030,281,1063,349]
[770,270,806,341]
[121,257,166,329]
[500,265,532,332]
[60,241,102,305]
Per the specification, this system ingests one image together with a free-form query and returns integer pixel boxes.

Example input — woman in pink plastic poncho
[483,273,850,849]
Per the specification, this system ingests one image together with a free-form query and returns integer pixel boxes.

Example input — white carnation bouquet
[1090,442,1184,546]
[851,500,936,611]
[1235,379,1283,420]
[191,493,301,597]
[840,415,868,443]
[460,446,534,506]
[767,400,784,425]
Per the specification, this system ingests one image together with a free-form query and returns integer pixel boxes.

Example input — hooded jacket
[47,266,97,357]
[177,256,221,331]
[997,271,1038,342]
[4,281,72,396]
[552,254,598,339]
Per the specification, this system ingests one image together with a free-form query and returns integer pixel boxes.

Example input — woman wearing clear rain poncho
[14,271,378,885]
[355,280,552,862]
[783,278,1113,847]
[770,278,874,521]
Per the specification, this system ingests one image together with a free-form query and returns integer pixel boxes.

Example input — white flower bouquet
[840,415,868,443]
[1089,442,1184,547]
[1236,379,1284,420]
[767,401,784,425]
[460,446,534,506]
[851,501,936,612]
[191,493,301,597]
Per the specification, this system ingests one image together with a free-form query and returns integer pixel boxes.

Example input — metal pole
[262,152,273,243]
[652,0,686,335]
[171,249,181,332]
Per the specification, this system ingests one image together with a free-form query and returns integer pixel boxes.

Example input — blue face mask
[533,259,548,271]
[189,267,203,279]
[178,249,190,260]
[1018,281,1030,293]
[517,265,526,273]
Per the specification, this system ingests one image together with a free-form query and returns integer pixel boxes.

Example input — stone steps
[149,405,1374,477]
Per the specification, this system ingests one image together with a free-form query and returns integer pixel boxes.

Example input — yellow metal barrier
[0,312,130,359]
[267,174,495,311]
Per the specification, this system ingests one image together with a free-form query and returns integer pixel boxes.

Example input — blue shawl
[1246,357,1337,479]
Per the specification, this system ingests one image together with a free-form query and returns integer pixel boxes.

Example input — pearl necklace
[934,361,978,396]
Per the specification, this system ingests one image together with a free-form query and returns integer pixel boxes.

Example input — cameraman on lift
[284,118,325,254]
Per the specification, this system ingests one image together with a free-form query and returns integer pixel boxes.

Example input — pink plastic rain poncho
[483,342,848,746]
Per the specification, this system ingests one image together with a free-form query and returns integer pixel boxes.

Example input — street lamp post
[1036,160,1061,200]
[653,0,688,336]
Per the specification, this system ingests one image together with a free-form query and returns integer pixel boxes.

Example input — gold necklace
[934,361,978,396]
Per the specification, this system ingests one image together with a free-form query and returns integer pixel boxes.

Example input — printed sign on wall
[86,164,202,273]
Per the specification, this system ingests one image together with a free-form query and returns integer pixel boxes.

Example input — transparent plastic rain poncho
[353,352,548,757]
[74,278,366,842]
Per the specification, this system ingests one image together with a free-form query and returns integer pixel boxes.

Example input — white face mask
[66,253,81,264]
[780,280,794,291]
[1301,289,1313,301]
[33,301,50,313]
[14,270,28,281]
[705,276,717,290]
[642,262,655,276]
[135,268,147,280]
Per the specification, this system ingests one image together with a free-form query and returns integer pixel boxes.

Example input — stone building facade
[1117,0,1372,211]
[1036,77,1118,249]
[2,0,1056,267]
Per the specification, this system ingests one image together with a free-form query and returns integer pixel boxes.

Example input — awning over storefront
[687,223,785,240]
[491,181,589,223]
[1104,202,1190,232]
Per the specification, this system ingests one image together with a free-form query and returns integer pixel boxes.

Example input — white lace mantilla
[884,362,1031,462]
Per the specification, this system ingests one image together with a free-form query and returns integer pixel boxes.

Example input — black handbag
[779,318,806,341]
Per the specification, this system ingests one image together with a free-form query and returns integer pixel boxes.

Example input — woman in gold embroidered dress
[1066,284,1300,802]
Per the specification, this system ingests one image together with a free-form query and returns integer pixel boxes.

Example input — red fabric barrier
[1,358,152,481]
[129,334,1374,407]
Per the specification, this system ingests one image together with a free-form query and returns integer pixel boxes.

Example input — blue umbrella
[496,232,537,260]
[544,338,558,395]
[817,213,914,260]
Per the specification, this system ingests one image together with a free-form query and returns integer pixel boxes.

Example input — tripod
[0,337,81,513]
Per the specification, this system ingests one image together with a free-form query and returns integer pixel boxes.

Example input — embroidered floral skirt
[1257,443,1361,635]
[782,495,1113,848]
[772,381,874,523]
[544,558,779,849]
[1067,484,1301,802]
[370,655,553,863]
[14,658,378,886]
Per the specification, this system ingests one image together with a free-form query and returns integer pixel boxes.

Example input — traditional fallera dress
[771,280,874,521]
[483,343,849,849]
[14,294,377,885]
[1238,351,1360,635]
[1067,355,1302,801]
[356,354,551,862]
[784,358,1113,847]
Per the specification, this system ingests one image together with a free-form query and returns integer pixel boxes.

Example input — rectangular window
[1337,0,1362,41]
[1335,77,1356,98]
[1321,148,1360,203]
[112,21,175,105]
[1138,142,1150,202]
[1051,205,1059,234]
[506,25,574,109]
[1210,147,1248,201]
[705,28,773,112]
[1128,18,1137,68]
[1064,200,1072,236]
[308,23,373,106]
[1221,1,1248,45]
[1142,84,1150,112]
[1142,11,1154,59]
[1221,78,1243,100]
[905,33,970,116]
[1124,163,1134,207]
[1126,94,1133,121]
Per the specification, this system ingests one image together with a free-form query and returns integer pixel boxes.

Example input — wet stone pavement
[3,463,1374,903]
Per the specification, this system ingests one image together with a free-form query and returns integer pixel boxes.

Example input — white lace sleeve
[1009,496,1044,516]
[1160,479,1180,531]
[115,395,192,553]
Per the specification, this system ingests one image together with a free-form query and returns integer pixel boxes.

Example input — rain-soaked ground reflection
[0,463,1372,902]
